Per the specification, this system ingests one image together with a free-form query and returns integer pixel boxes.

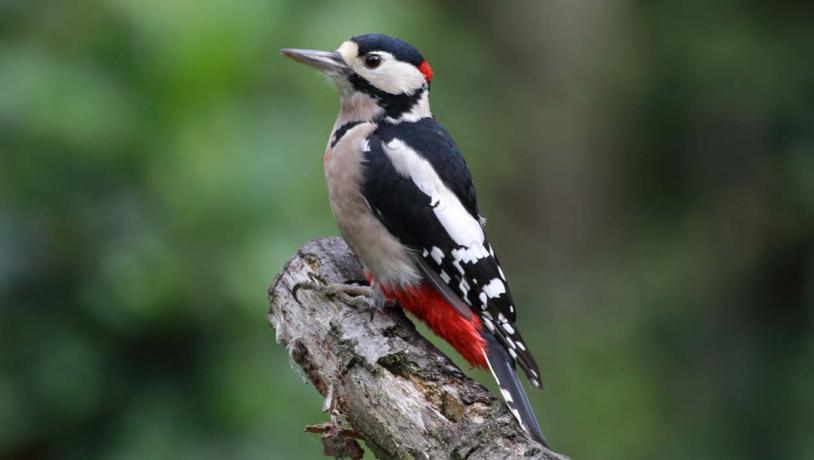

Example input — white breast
[324,123,421,286]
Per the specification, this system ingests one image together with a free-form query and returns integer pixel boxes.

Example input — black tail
[483,332,548,447]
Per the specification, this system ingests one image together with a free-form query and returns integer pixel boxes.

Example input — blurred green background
[1,0,813,458]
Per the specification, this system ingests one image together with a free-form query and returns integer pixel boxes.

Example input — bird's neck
[387,89,431,124]
[337,87,431,127]
[336,92,383,126]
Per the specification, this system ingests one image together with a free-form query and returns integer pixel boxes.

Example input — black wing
[361,118,542,387]
[374,118,479,218]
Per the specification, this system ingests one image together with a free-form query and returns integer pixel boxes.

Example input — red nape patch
[378,281,486,368]
[418,60,433,82]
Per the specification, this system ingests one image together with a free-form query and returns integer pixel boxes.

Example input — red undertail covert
[375,277,487,368]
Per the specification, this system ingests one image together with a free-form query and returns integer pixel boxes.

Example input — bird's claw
[294,279,375,309]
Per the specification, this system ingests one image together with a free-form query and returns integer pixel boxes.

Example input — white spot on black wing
[482,317,495,331]
[458,278,470,297]
[452,258,464,275]
[482,278,506,298]
[430,246,444,265]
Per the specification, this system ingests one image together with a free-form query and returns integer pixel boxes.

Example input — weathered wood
[268,237,568,460]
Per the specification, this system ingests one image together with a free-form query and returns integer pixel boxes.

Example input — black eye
[363,54,382,69]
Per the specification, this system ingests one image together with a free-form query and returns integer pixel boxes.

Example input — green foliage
[1,1,812,459]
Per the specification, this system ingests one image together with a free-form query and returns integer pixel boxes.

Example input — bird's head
[281,34,433,121]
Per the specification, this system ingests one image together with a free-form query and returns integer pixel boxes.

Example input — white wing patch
[383,139,485,247]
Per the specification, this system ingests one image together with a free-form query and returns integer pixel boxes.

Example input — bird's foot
[294,277,375,309]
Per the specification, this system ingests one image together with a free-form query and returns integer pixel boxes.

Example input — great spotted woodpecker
[281,34,548,446]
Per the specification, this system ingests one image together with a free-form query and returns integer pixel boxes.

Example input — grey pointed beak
[280,48,349,75]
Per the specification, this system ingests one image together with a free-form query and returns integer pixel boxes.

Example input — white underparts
[325,122,420,285]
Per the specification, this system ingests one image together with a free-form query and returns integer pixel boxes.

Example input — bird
[281,34,548,447]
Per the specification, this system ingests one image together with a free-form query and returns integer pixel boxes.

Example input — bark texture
[268,237,569,460]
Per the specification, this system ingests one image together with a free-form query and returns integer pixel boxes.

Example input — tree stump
[268,237,568,460]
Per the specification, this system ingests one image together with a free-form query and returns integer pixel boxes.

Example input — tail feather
[483,332,548,447]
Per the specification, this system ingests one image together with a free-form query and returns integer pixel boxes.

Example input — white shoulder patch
[382,139,484,247]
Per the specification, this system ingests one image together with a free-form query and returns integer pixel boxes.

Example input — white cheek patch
[351,51,426,95]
